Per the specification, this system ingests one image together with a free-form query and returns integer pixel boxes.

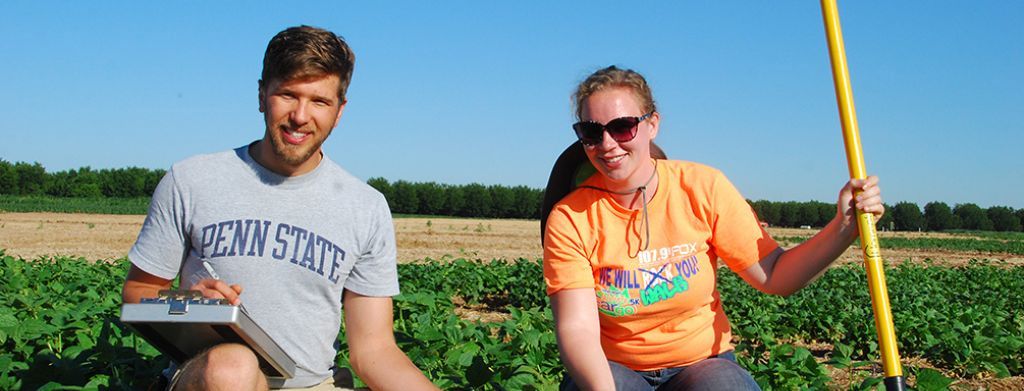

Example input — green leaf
[914,368,954,391]
[85,374,110,388]
[0,312,17,329]
[458,343,480,367]
[856,376,884,391]
[983,361,1010,378]
[36,382,69,391]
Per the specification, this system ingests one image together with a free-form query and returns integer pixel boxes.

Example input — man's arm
[122,265,174,304]
[342,290,437,390]
[122,264,243,304]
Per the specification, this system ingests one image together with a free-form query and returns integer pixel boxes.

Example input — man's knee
[176,343,267,391]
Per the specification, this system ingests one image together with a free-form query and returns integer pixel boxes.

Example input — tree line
[2,159,1022,232]
[367,177,543,219]
[749,199,1024,233]
[0,160,164,198]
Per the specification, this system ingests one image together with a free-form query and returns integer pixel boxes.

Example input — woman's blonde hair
[572,65,657,121]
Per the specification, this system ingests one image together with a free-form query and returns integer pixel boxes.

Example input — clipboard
[120,290,297,379]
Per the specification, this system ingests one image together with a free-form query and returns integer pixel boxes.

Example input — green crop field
[774,233,1024,255]
[2,251,1022,390]
[0,195,151,215]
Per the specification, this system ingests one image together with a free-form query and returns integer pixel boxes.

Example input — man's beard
[268,126,330,166]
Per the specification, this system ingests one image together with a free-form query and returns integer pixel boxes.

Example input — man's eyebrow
[314,93,337,103]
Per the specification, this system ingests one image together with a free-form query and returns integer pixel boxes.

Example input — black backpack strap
[540,142,589,244]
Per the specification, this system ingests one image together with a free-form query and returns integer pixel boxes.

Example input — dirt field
[2,212,1021,266]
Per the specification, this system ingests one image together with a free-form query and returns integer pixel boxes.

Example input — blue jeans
[560,351,761,391]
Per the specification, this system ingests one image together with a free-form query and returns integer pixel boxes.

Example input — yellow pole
[819,1,906,390]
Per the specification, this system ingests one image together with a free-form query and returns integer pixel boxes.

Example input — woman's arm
[738,176,883,296]
[343,290,438,390]
[551,288,616,391]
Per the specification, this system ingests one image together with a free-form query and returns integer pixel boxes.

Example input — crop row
[0,195,151,215]
[774,235,1024,255]
[2,252,1021,389]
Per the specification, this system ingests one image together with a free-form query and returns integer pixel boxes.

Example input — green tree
[924,201,957,231]
[793,202,814,227]
[0,159,18,194]
[443,185,466,217]
[751,200,780,227]
[1016,209,1024,232]
[954,203,993,231]
[890,202,924,231]
[391,180,420,214]
[987,206,1021,232]
[511,185,541,219]
[69,167,103,198]
[460,183,492,217]
[100,167,151,197]
[417,182,446,216]
[144,169,166,196]
[817,201,835,228]
[489,185,515,218]
[778,201,801,228]
[13,162,46,195]
[71,182,103,198]
[45,170,73,197]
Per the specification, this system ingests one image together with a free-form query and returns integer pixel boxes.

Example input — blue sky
[2,2,1021,209]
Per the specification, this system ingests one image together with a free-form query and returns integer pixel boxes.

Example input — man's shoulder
[317,158,387,202]
[169,148,244,175]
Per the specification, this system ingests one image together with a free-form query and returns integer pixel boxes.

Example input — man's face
[258,75,345,176]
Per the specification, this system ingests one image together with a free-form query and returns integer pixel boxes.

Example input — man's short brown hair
[260,25,355,101]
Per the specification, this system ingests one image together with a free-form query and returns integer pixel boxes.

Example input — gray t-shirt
[129,143,400,388]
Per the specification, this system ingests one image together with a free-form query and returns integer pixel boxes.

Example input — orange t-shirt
[544,160,778,371]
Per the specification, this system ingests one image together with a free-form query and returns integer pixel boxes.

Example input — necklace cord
[577,160,657,252]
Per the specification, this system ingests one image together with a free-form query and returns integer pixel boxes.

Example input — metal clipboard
[120,290,297,379]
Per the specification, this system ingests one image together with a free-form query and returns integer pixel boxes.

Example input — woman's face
[580,87,659,187]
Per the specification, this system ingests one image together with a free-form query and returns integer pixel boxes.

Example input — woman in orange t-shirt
[542,66,884,390]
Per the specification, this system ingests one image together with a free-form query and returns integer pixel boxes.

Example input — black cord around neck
[578,160,657,252]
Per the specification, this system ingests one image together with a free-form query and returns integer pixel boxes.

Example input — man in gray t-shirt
[122,26,437,390]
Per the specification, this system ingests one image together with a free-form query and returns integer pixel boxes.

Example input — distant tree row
[367,177,543,219]
[0,160,164,198]
[749,200,842,230]
[887,201,1024,232]
[750,199,1024,233]
[4,160,1022,232]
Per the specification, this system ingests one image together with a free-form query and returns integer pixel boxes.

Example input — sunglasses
[572,112,654,146]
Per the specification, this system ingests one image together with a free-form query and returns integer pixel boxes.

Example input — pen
[200,260,249,314]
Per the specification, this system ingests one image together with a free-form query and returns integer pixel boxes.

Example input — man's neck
[248,140,321,177]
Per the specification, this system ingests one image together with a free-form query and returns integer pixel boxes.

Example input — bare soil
[3,213,1020,266]
[393,217,541,263]
[0,212,143,261]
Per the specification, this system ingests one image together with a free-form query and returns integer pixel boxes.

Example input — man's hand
[189,279,243,306]
[122,264,244,306]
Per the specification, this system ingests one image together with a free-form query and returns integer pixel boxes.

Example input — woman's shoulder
[659,159,727,183]
[553,184,606,213]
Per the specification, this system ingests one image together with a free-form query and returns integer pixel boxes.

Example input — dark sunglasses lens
[605,117,640,142]
[573,122,604,145]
